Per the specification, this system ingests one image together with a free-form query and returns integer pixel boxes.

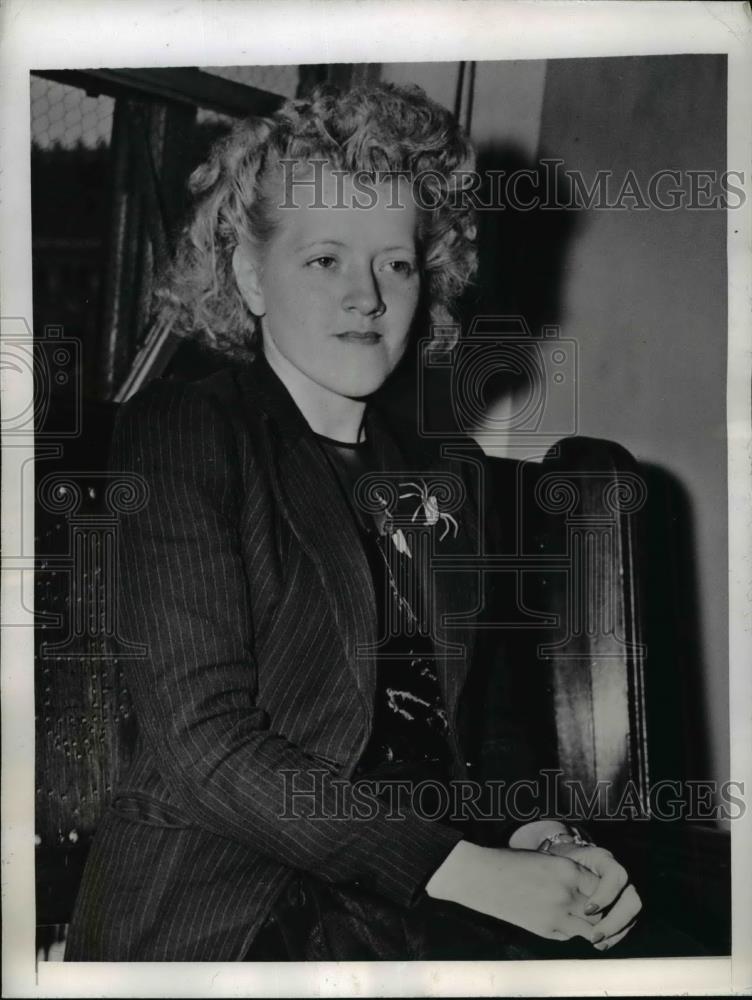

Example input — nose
[342,264,385,317]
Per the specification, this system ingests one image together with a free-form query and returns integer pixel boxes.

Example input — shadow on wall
[380,142,582,431]
[469,143,581,338]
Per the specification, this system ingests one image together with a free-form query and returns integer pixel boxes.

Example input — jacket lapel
[236,358,378,712]
[276,436,378,708]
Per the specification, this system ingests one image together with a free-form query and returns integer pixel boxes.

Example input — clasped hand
[541,840,642,950]
[425,840,641,951]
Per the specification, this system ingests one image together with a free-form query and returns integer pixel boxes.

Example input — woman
[65,82,641,961]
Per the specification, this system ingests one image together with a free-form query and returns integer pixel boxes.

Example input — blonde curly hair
[154,82,478,359]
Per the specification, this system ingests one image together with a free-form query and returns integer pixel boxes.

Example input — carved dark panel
[534,437,649,814]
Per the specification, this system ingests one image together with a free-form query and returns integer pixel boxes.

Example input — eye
[384,259,416,277]
[307,255,338,270]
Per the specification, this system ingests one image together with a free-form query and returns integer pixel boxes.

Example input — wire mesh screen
[30,72,113,382]
[196,65,299,127]
[202,64,300,98]
[30,75,115,150]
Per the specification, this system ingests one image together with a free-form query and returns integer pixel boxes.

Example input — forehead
[272,167,418,250]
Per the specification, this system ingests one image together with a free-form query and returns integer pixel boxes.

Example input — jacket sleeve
[112,379,462,907]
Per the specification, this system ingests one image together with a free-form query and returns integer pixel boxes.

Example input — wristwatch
[537,825,593,854]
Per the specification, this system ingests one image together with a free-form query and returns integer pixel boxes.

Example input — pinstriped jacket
[65,352,506,962]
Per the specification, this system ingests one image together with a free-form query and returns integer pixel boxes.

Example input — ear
[232,243,266,317]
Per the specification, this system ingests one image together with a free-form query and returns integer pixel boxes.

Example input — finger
[594,918,638,952]
[591,885,642,941]
[580,857,628,915]
[569,887,603,921]
[557,913,605,943]
[572,864,600,899]
[570,897,605,925]
[559,844,614,877]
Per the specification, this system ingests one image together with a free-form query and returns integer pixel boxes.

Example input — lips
[335,331,382,345]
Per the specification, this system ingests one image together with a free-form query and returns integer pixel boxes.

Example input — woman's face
[234,168,421,400]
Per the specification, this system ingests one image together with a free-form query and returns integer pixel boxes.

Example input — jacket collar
[236,350,312,452]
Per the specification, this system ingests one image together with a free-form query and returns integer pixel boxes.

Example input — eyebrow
[294,239,417,255]
[294,239,347,252]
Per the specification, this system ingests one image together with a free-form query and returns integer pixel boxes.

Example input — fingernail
[592,932,605,943]
[584,903,599,915]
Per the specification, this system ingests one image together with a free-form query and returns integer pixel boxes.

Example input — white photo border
[2,1,751,996]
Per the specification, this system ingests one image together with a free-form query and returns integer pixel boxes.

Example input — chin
[326,365,393,400]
